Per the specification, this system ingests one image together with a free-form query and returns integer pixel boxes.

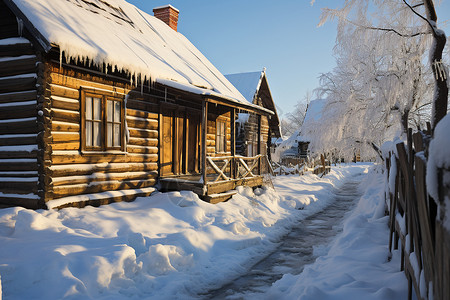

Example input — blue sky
[127,0,450,117]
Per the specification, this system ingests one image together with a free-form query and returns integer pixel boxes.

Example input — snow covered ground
[262,164,408,300]
[0,164,407,299]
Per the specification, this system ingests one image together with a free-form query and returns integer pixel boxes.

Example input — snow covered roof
[278,99,328,150]
[8,0,251,105]
[225,71,263,103]
[225,69,281,136]
[298,98,328,143]
[302,99,327,127]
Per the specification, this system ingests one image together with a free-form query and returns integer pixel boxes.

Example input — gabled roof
[278,99,327,150]
[301,99,327,134]
[6,0,254,107]
[225,69,281,137]
[224,71,263,103]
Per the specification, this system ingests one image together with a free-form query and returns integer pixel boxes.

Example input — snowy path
[203,174,364,299]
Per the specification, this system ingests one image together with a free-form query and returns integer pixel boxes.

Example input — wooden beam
[184,113,188,174]
[258,115,262,174]
[201,101,208,187]
[47,162,158,177]
[0,75,36,94]
[204,97,274,117]
[0,55,37,77]
[231,108,236,179]
[0,90,37,104]
[0,41,34,57]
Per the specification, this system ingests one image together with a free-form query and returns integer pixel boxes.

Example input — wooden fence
[272,154,331,177]
[385,129,449,300]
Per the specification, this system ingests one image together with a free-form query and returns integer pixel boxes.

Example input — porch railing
[205,154,268,183]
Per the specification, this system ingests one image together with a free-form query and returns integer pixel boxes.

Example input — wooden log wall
[205,107,232,177]
[260,115,269,174]
[206,107,231,157]
[42,63,159,206]
[0,4,42,208]
[235,112,270,174]
[260,115,269,156]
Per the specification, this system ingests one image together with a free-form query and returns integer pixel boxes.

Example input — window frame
[81,89,126,153]
[215,119,227,154]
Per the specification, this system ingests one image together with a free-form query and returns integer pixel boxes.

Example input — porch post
[158,105,163,176]
[231,108,236,179]
[201,100,208,190]
[258,115,262,175]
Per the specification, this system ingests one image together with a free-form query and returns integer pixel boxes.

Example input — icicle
[59,50,63,71]
[432,60,447,81]
[141,77,144,95]
[124,95,130,144]
[16,18,24,37]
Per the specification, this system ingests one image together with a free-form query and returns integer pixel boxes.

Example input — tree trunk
[423,0,448,132]
[401,109,410,135]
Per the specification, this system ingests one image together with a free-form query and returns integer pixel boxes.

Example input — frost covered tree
[280,92,311,137]
[310,0,448,158]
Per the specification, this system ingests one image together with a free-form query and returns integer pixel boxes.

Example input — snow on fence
[384,127,450,300]
[272,154,331,177]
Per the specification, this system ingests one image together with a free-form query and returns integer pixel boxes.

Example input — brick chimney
[153,5,179,32]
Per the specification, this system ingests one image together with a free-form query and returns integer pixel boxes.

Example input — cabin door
[161,110,174,176]
[186,111,201,174]
[161,108,201,177]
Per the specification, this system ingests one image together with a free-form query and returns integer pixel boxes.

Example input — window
[81,90,125,152]
[216,120,226,153]
[247,133,259,157]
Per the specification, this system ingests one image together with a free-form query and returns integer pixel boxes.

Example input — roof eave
[251,69,265,104]
[205,94,274,116]
[4,0,52,52]
[157,78,274,116]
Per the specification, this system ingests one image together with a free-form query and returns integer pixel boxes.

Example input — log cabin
[0,0,277,209]
[225,69,281,163]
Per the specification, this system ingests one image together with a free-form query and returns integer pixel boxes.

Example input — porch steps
[203,190,238,204]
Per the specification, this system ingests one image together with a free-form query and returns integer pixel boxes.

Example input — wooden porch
[159,154,268,203]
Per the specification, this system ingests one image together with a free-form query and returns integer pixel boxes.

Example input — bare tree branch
[340,15,427,37]
[402,0,437,36]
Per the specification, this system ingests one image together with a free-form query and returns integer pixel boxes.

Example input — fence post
[321,154,326,174]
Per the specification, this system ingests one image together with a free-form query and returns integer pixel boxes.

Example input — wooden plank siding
[0,6,41,209]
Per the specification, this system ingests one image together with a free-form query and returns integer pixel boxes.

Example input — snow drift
[0,166,369,299]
